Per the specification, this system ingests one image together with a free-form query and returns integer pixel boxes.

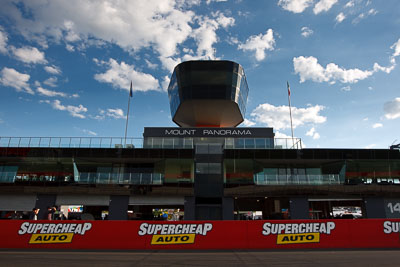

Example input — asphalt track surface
[1,250,400,266]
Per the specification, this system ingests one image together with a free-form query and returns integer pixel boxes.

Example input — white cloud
[306,127,320,139]
[313,132,320,139]
[373,63,395,74]
[391,38,400,58]
[278,0,314,13]
[44,65,61,75]
[306,127,315,136]
[364,144,376,149]
[43,77,58,87]
[94,108,125,120]
[0,1,237,70]
[106,108,125,119]
[313,0,338,14]
[0,26,8,54]
[344,0,355,8]
[37,87,67,97]
[372,123,383,128]
[0,1,194,69]
[206,0,227,4]
[161,75,170,92]
[214,11,235,29]
[65,44,75,52]
[83,129,97,136]
[145,59,157,70]
[63,20,81,42]
[159,56,181,73]
[11,46,47,64]
[335,12,346,23]
[368,8,378,15]
[293,56,394,84]
[94,58,160,92]
[352,8,378,24]
[250,103,326,130]
[228,37,239,45]
[0,67,34,94]
[190,12,234,59]
[301,27,313,38]
[42,99,87,118]
[191,17,219,59]
[274,131,293,139]
[341,86,351,91]
[241,119,256,127]
[384,98,400,120]
[363,117,368,121]
[238,29,275,61]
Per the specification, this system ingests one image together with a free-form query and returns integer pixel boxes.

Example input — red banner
[0,219,399,249]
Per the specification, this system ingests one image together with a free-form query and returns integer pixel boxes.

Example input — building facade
[0,60,399,220]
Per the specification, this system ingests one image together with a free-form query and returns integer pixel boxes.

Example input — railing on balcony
[0,137,142,149]
[0,136,302,149]
[76,172,163,185]
[0,172,163,185]
[254,174,342,185]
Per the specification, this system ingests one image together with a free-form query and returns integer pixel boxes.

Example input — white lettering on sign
[383,221,400,234]
[387,202,400,214]
[163,129,253,136]
[262,222,335,235]
[202,129,252,136]
[18,222,92,235]
[138,223,213,236]
[165,129,196,135]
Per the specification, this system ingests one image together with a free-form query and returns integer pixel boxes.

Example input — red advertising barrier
[0,219,400,249]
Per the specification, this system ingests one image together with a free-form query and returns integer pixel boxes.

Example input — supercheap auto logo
[18,222,92,244]
[383,221,400,234]
[262,222,335,245]
[138,223,213,245]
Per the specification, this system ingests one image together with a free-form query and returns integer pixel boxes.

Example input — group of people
[29,206,66,220]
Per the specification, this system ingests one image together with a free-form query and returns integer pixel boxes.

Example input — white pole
[124,81,132,147]
[287,81,295,148]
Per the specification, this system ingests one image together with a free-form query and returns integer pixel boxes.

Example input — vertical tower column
[192,143,227,220]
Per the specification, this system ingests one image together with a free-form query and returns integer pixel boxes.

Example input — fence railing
[0,136,302,149]
[76,172,163,185]
[254,174,342,185]
[0,172,164,185]
[0,137,142,149]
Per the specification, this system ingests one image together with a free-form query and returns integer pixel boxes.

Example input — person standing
[46,206,54,220]
[29,208,39,220]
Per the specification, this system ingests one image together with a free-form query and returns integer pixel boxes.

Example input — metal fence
[0,171,164,185]
[0,137,142,149]
[0,136,303,149]
[76,172,163,185]
[254,174,342,185]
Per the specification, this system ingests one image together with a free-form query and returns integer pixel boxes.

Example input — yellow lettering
[276,233,320,245]
[29,233,74,244]
[151,234,195,245]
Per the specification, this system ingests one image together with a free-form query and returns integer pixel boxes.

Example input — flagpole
[287,81,295,148]
[124,81,132,147]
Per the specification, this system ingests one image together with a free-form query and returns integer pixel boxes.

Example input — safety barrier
[0,219,399,249]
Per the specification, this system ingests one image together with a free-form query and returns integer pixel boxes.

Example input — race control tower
[167,60,249,128]
[163,60,254,220]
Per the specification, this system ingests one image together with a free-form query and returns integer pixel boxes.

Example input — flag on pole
[287,81,295,148]
[129,81,133,97]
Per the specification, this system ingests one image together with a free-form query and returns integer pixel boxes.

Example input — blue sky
[0,0,399,148]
